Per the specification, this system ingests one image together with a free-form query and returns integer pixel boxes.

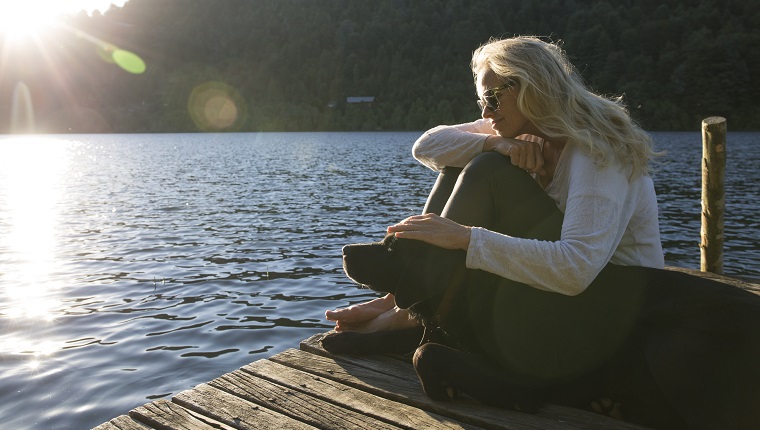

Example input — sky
[0,1,129,41]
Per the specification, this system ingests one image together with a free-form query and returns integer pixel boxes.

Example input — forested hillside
[2,0,758,133]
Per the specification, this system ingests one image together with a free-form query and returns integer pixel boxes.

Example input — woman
[326,36,664,347]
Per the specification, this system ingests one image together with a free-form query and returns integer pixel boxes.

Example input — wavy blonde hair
[472,36,656,177]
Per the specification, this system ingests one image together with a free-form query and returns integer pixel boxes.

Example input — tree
[6,0,757,133]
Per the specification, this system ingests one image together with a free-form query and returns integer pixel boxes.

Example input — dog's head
[342,234,464,309]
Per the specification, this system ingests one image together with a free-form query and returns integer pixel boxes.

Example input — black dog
[322,234,760,430]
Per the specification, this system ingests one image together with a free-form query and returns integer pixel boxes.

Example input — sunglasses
[476,80,516,112]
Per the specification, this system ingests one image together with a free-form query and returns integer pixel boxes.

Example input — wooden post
[700,116,726,274]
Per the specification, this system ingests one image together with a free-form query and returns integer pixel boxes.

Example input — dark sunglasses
[476,80,516,112]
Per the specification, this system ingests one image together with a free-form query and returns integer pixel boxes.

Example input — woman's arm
[466,148,634,295]
[412,120,495,171]
[413,120,548,175]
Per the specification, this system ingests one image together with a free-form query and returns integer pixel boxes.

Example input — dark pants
[423,152,563,242]
[416,152,641,385]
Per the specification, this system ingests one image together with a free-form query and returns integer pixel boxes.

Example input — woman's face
[476,68,534,138]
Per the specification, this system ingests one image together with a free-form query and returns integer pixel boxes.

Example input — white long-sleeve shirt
[413,119,664,296]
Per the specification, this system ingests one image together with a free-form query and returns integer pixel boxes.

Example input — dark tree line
[1,0,758,133]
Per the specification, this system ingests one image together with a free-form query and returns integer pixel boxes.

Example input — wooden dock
[95,268,759,430]
[95,333,651,430]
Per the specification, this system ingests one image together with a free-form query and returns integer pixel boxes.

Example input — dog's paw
[590,397,623,420]
[511,397,542,414]
[322,327,423,355]
[420,379,460,402]
[445,385,459,401]
[321,331,364,354]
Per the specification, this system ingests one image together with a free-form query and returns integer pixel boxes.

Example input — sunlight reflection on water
[0,138,75,323]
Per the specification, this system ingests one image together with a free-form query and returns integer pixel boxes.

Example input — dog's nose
[342,245,351,256]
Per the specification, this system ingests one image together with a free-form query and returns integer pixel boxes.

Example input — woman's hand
[484,135,546,176]
[387,213,471,250]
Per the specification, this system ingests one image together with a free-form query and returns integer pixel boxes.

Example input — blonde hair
[471,36,656,177]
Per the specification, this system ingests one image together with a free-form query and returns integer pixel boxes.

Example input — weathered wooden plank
[209,367,403,430]
[300,332,338,356]
[129,399,237,430]
[307,336,652,429]
[239,359,480,430]
[270,348,424,403]
[300,339,652,430]
[271,348,601,430]
[539,405,648,430]
[666,266,760,293]
[300,333,416,379]
[92,414,153,430]
[172,383,316,430]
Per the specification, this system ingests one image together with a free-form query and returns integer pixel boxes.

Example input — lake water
[0,131,758,429]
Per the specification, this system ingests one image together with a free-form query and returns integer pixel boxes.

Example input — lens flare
[112,49,146,74]
[188,82,246,132]
[10,82,36,133]
[61,23,147,74]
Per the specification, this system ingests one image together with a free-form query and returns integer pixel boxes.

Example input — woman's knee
[461,152,524,184]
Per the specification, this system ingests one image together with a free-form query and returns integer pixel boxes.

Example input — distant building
[346,96,375,104]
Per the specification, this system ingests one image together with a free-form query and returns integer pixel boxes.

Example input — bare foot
[325,294,395,325]
[334,306,420,333]
[591,397,624,420]
[325,294,420,333]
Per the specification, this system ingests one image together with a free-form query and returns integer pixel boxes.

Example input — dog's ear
[392,239,466,309]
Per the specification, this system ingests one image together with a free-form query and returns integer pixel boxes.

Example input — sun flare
[0,1,128,41]
[0,5,55,41]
